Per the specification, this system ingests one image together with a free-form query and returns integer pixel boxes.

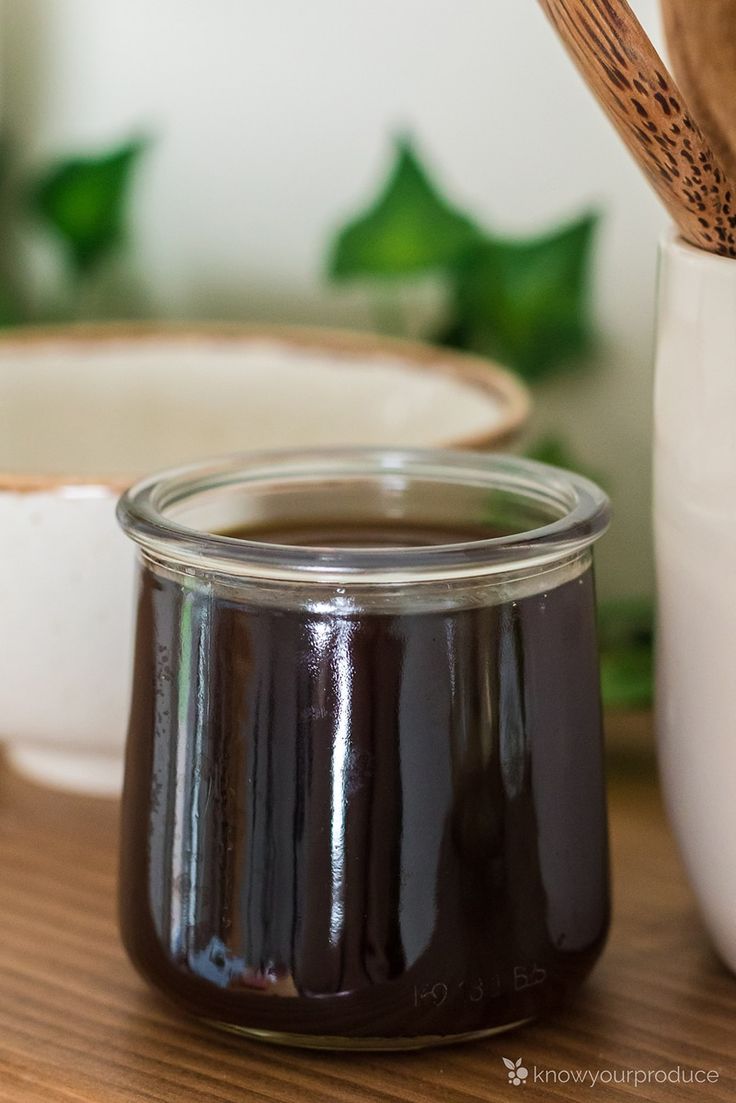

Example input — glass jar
[117,447,611,1050]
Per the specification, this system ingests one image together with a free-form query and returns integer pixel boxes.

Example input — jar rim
[116,447,610,582]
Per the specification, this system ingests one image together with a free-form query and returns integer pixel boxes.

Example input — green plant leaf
[0,285,20,326]
[600,647,653,711]
[485,436,606,534]
[525,434,607,489]
[30,137,147,274]
[598,596,654,650]
[0,138,22,325]
[328,137,483,279]
[441,211,600,381]
[0,136,10,189]
[598,596,655,711]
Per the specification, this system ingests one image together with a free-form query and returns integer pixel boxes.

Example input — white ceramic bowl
[0,324,529,796]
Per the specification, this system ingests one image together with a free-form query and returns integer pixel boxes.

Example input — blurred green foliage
[330,136,600,383]
[329,137,483,278]
[329,136,653,711]
[0,139,19,326]
[30,138,147,275]
[0,134,146,321]
[598,598,655,711]
[525,434,607,490]
[440,214,598,381]
[0,289,17,326]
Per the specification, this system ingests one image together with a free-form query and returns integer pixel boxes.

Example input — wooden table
[0,738,734,1103]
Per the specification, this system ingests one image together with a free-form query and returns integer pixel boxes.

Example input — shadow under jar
[117,448,611,1050]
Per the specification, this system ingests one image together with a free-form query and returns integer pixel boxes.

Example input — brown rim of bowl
[0,321,531,495]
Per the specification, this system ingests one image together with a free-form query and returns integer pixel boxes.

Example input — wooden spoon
[538,0,736,257]
[661,0,736,187]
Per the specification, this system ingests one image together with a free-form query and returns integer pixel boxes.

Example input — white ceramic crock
[655,233,736,973]
[0,324,529,797]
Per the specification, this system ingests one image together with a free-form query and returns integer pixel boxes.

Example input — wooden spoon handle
[661,0,736,187]
[538,0,736,257]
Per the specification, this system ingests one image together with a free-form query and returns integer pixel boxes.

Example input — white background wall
[1,0,668,598]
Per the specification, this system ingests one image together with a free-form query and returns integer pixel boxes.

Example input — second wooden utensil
[538,0,736,257]
[661,0,736,188]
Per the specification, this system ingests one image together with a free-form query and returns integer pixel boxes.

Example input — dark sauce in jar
[119,519,609,1046]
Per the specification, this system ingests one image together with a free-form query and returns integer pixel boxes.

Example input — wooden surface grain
[0,733,734,1102]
